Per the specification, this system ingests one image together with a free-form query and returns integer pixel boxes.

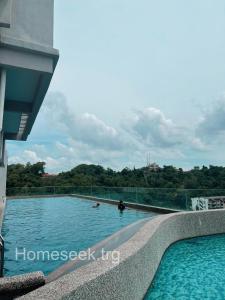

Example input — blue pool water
[145,234,225,300]
[2,197,154,276]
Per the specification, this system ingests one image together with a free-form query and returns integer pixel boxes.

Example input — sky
[7,0,225,172]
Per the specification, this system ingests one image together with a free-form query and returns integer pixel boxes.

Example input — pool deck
[18,209,225,300]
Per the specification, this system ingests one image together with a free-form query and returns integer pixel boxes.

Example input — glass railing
[6,186,225,211]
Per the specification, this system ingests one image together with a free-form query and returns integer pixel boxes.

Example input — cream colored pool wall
[20,209,225,300]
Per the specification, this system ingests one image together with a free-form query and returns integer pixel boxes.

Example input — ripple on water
[2,197,154,276]
[145,234,225,300]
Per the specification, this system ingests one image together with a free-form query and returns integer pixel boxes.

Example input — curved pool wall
[46,217,150,283]
[19,209,225,300]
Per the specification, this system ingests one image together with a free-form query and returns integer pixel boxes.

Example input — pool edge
[7,194,180,214]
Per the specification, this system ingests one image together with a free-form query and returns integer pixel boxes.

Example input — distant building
[143,162,160,185]
[191,196,225,211]
[148,163,160,172]
[42,173,57,178]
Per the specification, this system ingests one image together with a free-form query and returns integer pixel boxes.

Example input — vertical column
[0,69,6,277]
[0,69,6,132]
[0,69,6,165]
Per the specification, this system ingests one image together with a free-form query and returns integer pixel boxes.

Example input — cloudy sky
[7,0,225,172]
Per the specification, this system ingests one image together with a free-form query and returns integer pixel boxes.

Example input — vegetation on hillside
[7,162,225,190]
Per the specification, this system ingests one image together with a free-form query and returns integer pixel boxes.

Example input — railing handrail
[6,186,225,212]
[6,186,225,191]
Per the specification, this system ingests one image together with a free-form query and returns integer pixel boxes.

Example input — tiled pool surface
[145,234,225,300]
[2,196,156,277]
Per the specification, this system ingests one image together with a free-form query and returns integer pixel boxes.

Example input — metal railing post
[0,235,4,277]
[185,190,188,210]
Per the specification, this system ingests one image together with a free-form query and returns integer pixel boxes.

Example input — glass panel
[6,186,225,211]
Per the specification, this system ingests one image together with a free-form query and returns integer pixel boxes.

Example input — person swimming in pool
[118,200,126,212]
[92,202,100,208]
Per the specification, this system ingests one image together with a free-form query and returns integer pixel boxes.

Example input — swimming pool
[2,196,155,277]
[145,234,225,300]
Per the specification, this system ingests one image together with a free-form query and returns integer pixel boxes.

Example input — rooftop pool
[2,196,155,277]
[145,234,225,300]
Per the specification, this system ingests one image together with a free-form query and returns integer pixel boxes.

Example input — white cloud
[43,92,128,151]
[190,137,207,151]
[123,107,186,148]
[9,150,40,165]
[9,147,66,173]
[196,99,225,142]
[10,91,225,172]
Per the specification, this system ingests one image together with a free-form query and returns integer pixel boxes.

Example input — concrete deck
[0,271,45,299]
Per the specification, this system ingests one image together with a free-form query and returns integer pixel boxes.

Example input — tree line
[6,162,225,190]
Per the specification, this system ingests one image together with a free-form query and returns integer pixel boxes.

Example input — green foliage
[6,162,225,190]
[7,162,46,188]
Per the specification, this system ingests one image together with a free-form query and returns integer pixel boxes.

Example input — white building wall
[1,0,54,47]
[0,0,12,28]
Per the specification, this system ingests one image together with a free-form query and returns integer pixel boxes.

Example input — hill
[7,162,225,190]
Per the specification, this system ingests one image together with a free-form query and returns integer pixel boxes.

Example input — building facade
[0,0,59,225]
[192,196,225,211]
